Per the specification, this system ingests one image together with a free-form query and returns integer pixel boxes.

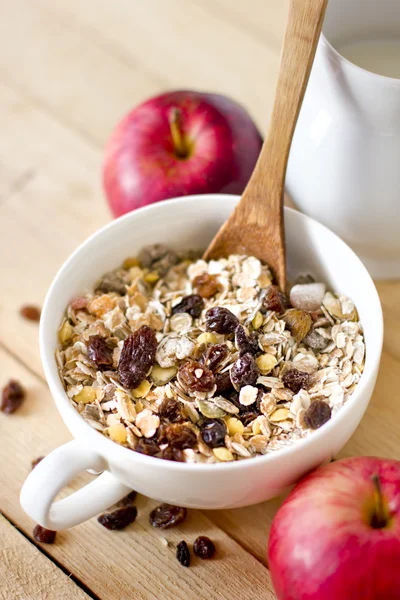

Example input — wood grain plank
[0,347,276,599]
[0,515,91,600]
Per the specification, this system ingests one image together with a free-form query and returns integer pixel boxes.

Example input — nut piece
[283,309,312,342]
[150,365,177,386]
[256,354,277,374]
[136,409,160,438]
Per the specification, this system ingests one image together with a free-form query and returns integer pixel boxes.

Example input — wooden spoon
[203,0,328,290]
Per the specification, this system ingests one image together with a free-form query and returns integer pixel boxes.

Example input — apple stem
[169,108,188,158]
[371,473,387,529]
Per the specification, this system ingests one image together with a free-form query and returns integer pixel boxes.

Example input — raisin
[118,325,157,389]
[230,353,259,390]
[159,423,197,449]
[172,294,204,318]
[135,438,160,456]
[159,398,182,423]
[193,536,216,559]
[87,335,114,371]
[20,305,41,322]
[95,271,127,295]
[304,400,332,429]
[33,525,56,544]
[160,447,184,462]
[205,307,239,334]
[240,410,260,426]
[70,297,88,311]
[177,361,215,394]
[283,369,312,394]
[200,419,227,448]
[118,490,137,506]
[31,456,44,470]
[176,540,191,567]
[149,504,187,529]
[235,325,259,356]
[261,285,289,314]
[98,506,137,530]
[138,244,178,276]
[193,273,219,298]
[200,344,229,372]
[1,380,25,414]
[215,371,234,395]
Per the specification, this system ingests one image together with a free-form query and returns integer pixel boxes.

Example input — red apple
[103,90,263,217]
[268,457,400,600]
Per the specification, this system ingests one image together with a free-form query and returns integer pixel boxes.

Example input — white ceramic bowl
[20,195,383,530]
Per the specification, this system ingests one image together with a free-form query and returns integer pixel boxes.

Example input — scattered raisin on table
[159,398,182,423]
[230,353,259,390]
[159,423,197,449]
[172,294,204,318]
[20,305,41,322]
[87,335,114,371]
[193,536,216,559]
[193,273,219,298]
[235,325,259,356]
[304,400,332,429]
[118,490,137,506]
[98,506,138,530]
[261,285,289,314]
[215,371,233,395]
[31,456,44,470]
[160,447,184,462]
[33,525,56,544]
[135,438,160,456]
[200,419,227,448]
[177,361,215,393]
[118,325,157,389]
[200,343,229,372]
[205,307,239,334]
[95,271,127,295]
[282,369,312,394]
[176,540,191,567]
[1,380,25,414]
[149,504,187,529]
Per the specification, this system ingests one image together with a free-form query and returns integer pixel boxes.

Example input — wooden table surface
[0,1,399,598]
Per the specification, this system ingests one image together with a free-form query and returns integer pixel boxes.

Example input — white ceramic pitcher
[287,0,400,279]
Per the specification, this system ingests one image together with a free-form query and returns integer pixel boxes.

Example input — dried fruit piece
[230,353,259,390]
[118,490,137,506]
[176,540,191,567]
[261,285,289,314]
[20,305,41,322]
[255,354,277,374]
[200,343,229,372]
[177,361,215,394]
[135,438,160,456]
[235,325,259,356]
[240,410,260,426]
[193,536,216,559]
[193,273,219,298]
[304,329,329,350]
[200,419,227,448]
[149,504,187,528]
[283,368,312,394]
[150,365,177,386]
[96,271,127,295]
[31,456,44,470]
[172,294,204,318]
[160,423,197,449]
[1,380,25,414]
[87,335,114,370]
[283,309,312,342]
[304,400,332,429]
[290,283,326,312]
[33,525,56,544]
[98,506,137,530]
[213,447,234,461]
[215,371,234,395]
[159,398,182,423]
[160,447,184,462]
[205,307,239,334]
[138,244,178,276]
[118,325,157,389]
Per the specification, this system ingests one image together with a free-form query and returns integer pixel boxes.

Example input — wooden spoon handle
[244,0,328,208]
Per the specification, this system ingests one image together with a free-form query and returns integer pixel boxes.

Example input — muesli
[56,244,365,463]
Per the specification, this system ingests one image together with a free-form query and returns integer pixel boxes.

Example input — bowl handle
[20,439,131,530]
